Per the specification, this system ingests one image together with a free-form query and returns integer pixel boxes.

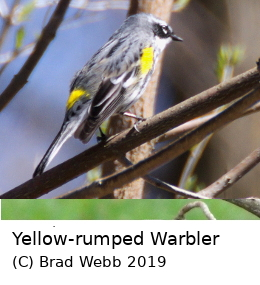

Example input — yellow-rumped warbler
[33,13,182,177]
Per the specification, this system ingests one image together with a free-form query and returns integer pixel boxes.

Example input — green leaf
[215,45,245,82]
[16,1,35,23]
[15,26,25,50]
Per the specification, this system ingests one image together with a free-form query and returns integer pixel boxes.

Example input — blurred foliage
[184,175,205,192]
[179,44,245,192]
[15,1,35,23]
[2,199,259,220]
[215,45,245,82]
[87,166,102,183]
[172,0,191,12]
[15,26,25,49]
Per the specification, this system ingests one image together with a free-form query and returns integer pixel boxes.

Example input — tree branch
[113,156,208,199]
[0,0,71,111]
[56,87,260,199]
[155,102,260,144]
[198,59,260,198]
[174,201,216,220]
[0,0,20,51]
[198,148,260,198]
[1,67,259,198]
[224,199,260,218]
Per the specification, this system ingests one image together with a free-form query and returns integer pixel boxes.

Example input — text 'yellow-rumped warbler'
[33,13,182,177]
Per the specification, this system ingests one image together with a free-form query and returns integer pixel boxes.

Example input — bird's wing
[74,65,138,143]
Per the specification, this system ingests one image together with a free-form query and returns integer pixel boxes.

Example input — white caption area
[0,220,259,284]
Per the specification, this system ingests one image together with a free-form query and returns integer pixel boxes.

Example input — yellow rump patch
[66,89,88,110]
[140,47,154,75]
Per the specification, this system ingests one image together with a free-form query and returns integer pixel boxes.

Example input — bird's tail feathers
[33,122,75,177]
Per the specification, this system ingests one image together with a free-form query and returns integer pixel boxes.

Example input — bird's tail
[33,122,74,177]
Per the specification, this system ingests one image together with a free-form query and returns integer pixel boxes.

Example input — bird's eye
[161,25,169,35]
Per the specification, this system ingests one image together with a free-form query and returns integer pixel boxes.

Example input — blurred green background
[2,199,259,220]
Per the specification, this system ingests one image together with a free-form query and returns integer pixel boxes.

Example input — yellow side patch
[66,89,88,110]
[140,47,154,75]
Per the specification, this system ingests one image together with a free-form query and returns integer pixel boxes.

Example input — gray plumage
[33,13,182,177]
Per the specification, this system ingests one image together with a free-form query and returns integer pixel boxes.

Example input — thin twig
[117,156,208,199]
[155,115,214,143]
[0,0,20,51]
[57,156,208,199]
[224,199,260,218]
[114,156,208,199]
[0,48,22,75]
[156,102,260,144]
[174,201,216,220]
[0,0,71,111]
[198,59,260,198]
[198,148,260,198]
[178,135,212,188]
[245,101,260,115]
[177,47,240,189]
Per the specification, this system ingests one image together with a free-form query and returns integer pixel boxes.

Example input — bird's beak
[171,33,183,42]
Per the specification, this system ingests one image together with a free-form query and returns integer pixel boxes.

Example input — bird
[33,13,182,177]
